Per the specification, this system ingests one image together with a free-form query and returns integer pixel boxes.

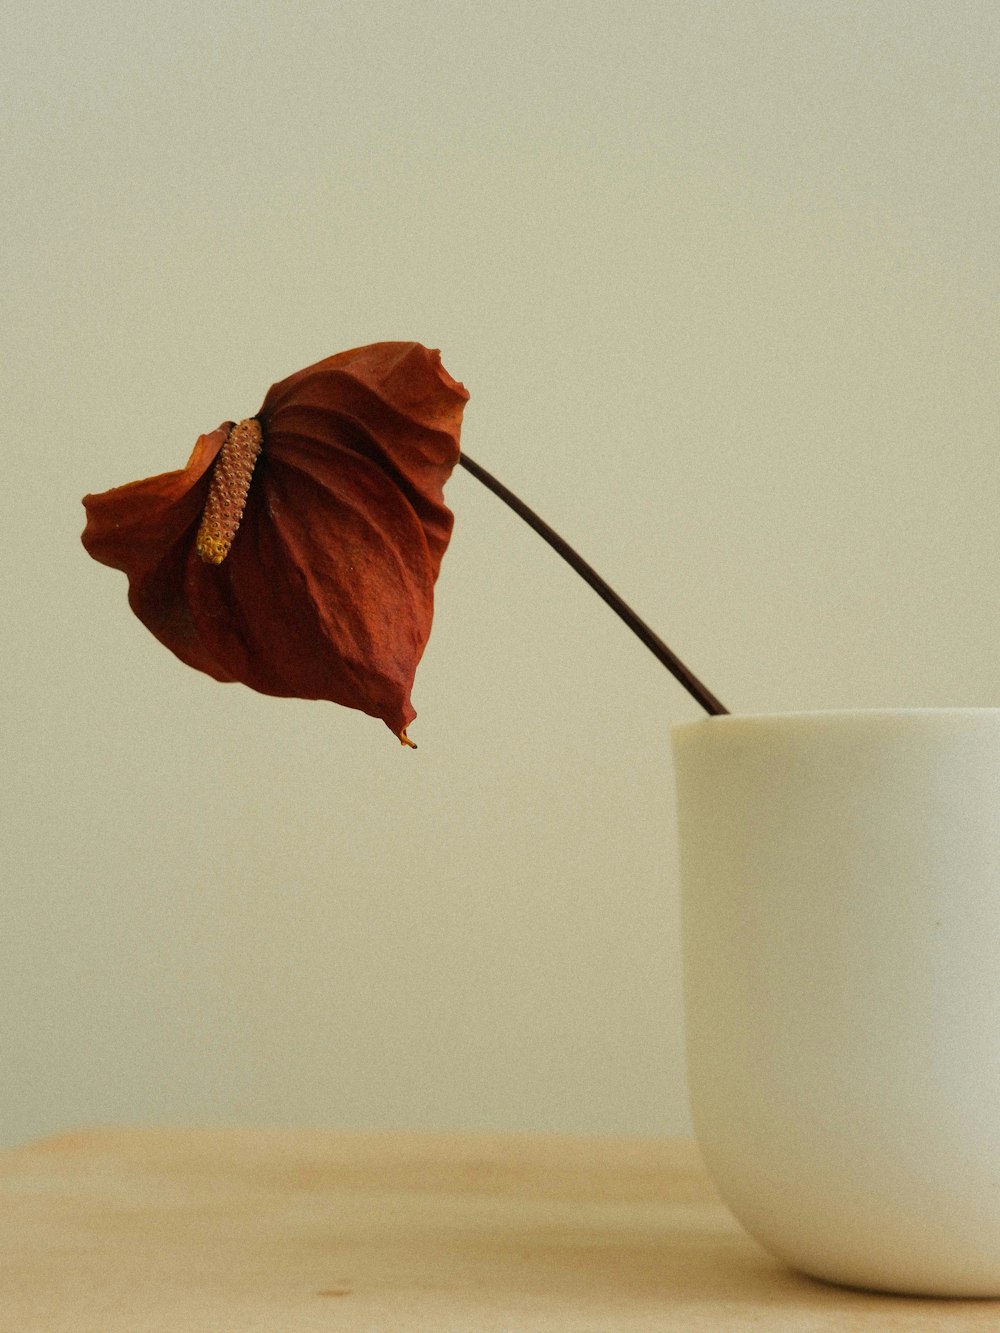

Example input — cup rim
[672,707,1000,738]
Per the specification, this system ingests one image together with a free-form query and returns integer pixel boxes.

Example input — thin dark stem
[458,453,729,717]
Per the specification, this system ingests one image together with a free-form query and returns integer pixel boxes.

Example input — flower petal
[260,342,466,576]
[181,448,436,736]
[82,426,239,681]
[81,344,468,742]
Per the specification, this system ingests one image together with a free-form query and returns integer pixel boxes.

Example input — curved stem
[458,453,729,716]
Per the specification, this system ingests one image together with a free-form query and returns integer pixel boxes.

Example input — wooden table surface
[1,1127,997,1330]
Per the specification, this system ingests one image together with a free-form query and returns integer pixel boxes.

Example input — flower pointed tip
[398,728,418,750]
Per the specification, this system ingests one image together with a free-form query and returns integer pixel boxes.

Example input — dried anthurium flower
[82,342,469,745]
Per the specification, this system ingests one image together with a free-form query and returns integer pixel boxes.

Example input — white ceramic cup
[672,709,1000,1297]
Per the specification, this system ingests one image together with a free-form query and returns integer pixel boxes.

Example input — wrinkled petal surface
[82,342,468,741]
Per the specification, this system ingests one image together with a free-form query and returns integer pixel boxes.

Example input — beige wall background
[3,1,998,1150]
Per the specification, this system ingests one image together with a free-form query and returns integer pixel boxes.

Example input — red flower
[82,342,468,745]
